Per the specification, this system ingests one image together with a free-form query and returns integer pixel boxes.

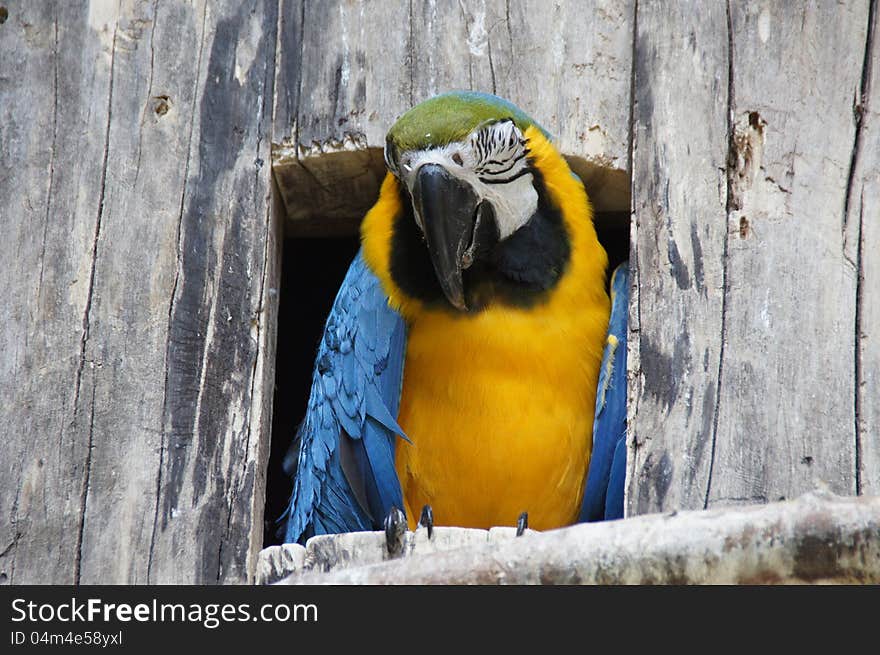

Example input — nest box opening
[262,145,632,548]
[263,231,360,548]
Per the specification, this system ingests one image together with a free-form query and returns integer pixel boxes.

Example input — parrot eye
[451,152,464,166]
[470,119,530,185]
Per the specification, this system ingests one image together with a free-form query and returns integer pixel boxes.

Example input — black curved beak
[412,163,480,311]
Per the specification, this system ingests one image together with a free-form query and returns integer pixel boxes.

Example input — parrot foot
[516,512,528,537]
[417,504,434,540]
[383,506,407,557]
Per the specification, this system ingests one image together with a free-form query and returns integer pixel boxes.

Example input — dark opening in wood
[594,211,631,280]
[263,233,360,548]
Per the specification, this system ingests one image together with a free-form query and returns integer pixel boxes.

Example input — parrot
[281,91,629,546]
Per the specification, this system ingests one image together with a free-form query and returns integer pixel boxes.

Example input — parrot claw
[417,504,434,539]
[516,511,528,537]
[383,506,407,557]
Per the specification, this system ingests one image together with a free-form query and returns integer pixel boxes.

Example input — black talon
[383,506,407,556]
[418,504,434,539]
[516,511,528,537]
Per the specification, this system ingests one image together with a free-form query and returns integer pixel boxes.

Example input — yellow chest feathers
[396,289,609,530]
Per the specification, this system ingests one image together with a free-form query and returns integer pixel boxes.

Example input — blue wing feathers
[604,437,627,520]
[283,251,407,544]
[580,262,629,522]
[358,416,404,523]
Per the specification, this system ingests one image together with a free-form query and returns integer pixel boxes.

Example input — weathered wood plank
[272,0,634,235]
[708,1,870,505]
[146,0,279,585]
[1,0,104,585]
[629,0,877,514]
[850,1,879,495]
[626,1,730,513]
[0,0,279,584]
[73,0,192,586]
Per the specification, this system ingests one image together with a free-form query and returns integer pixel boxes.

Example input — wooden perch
[277,491,880,584]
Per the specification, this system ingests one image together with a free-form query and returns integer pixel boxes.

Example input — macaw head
[365,91,601,315]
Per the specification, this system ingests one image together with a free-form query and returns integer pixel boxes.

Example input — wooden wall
[0,0,280,584]
[0,0,876,584]
[627,0,879,512]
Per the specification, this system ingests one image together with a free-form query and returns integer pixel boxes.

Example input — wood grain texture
[628,0,879,514]
[138,0,280,585]
[626,1,730,513]
[850,0,879,495]
[0,0,109,587]
[257,525,538,583]
[3,0,876,585]
[280,491,880,584]
[272,0,634,235]
[0,0,279,584]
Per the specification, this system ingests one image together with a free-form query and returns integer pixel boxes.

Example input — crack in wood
[704,0,734,510]
[855,193,865,495]
[626,0,638,177]
[71,14,120,583]
[0,539,17,560]
[625,0,641,515]
[487,30,497,94]
[72,15,118,415]
[408,0,414,105]
[271,0,283,131]
[842,1,875,244]
[295,0,306,148]
[37,12,59,304]
[504,0,513,51]
[74,380,98,584]
[6,460,25,585]
[850,0,876,496]
[459,1,474,90]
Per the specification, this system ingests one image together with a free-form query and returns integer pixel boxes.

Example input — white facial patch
[391,120,539,239]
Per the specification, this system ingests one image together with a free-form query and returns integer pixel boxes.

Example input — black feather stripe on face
[475,151,527,175]
[479,168,533,185]
[470,119,529,185]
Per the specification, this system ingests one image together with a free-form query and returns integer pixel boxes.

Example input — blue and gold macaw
[282,92,628,544]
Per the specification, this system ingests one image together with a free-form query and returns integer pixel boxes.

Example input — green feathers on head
[386,91,550,152]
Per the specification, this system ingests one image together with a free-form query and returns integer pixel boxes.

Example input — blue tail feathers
[580,261,629,522]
